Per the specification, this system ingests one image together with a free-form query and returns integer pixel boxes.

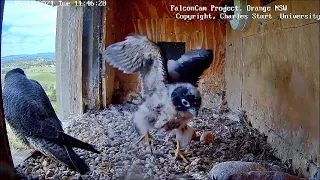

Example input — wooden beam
[56,6,84,121]
[0,1,15,179]
[56,5,109,117]
[101,6,108,108]
[225,0,320,178]
[102,0,116,106]
[82,6,103,111]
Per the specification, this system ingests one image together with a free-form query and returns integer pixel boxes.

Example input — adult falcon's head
[4,68,26,80]
[170,84,201,118]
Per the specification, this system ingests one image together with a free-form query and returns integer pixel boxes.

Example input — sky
[1,1,57,57]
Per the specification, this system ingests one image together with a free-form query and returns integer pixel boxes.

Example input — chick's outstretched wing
[102,35,167,95]
[167,49,214,86]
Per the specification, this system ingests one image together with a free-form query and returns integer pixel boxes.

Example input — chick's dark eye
[181,99,190,107]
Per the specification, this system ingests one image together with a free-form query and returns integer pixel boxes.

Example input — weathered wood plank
[103,1,116,105]
[242,0,292,37]
[224,24,243,109]
[281,0,319,28]
[82,6,103,111]
[101,6,108,109]
[226,0,320,178]
[122,0,221,19]
[200,21,226,93]
[241,22,320,178]
[56,6,84,120]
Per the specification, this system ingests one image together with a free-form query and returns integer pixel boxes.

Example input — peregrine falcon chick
[3,68,100,174]
[102,35,213,162]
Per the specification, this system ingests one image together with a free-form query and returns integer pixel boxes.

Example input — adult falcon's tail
[63,146,90,174]
[58,132,100,154]
[28,137,90,174]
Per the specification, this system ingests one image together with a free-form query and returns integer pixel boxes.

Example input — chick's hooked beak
[188,108,199,118]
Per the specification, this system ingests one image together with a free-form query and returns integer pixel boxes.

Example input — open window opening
[1,1,57,155]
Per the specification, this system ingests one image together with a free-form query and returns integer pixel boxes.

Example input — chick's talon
[169,149,192,156]
[169,140,189,163]
[175,149,189,163]
[183,150,193,155]
[136,131,153,154]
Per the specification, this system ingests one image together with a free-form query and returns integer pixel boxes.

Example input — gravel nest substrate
[15,94,290,180]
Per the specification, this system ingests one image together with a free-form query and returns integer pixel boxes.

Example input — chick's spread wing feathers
[168,49,214,86]
[102,35,167,95]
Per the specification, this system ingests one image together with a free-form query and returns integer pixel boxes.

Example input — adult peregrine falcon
[3,68,100,174]
[103,35,213,162]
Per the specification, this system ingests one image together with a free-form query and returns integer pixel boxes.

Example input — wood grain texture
[101,6,108,108]
[56,6,84,121]
[122,0,219,19]
[224,25,243,109]
[108,0,226,100]
[102,1,117,105]
[241,23,319,179]
[82,7,103,111]
[225,0,320,178]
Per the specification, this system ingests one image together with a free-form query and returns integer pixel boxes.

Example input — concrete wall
[225,0,319,178]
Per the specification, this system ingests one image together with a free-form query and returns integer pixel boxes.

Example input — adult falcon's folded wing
[167,49,214,86]
[102,35,168,95]
[3,68,100,175]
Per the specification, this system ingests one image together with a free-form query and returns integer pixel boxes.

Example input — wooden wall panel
[102,1,117,106]
[225,26,243,109]
[225,0,320,178]
[110,0,226,100]
[241,22,319,179]
[241,0,292,37]
[281,0,319,28]
[81,7,103,111]
[123,0,206,19]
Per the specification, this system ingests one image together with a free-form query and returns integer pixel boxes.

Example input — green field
[1,59,57,153]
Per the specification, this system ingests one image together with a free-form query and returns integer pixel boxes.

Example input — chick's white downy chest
[154,97,191,130]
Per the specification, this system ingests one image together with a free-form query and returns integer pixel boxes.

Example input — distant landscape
[2,52,55,63]
[1,52,56,153]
